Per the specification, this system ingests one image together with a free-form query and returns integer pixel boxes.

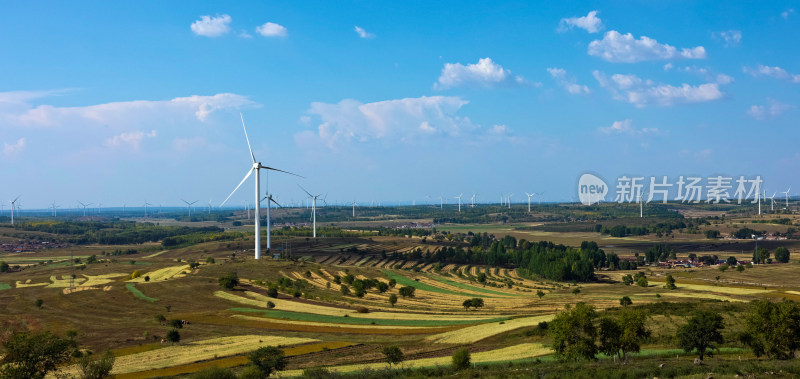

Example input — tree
[536,290,545,299]
[218,272,239,290]
[664,274,676,290]
[598,317,622,359]
[727,256,738,266]
[774,247,791,263]
[382,346,404,365]
[205,257,216,264]
[78,351,115,379]
[740,300,800,360]
[677,310,724,360]
[636,276,648,287]
[190,367,237,379]
[451,348,471,370]
[398,286,416,298]
[1,261,10,272]
[267,287,278,298]
[619,296,632,307]
[550,303,598,361]
[166,329,180,343]
[0,331,77,379]
[154,314,166,324]
[617,309,651,360]
[35,299,43,308]
[622,274,633,286]
[388,278,397,288]
[388,293,398,306]
[340,285,350,296]
[248,346,286,377]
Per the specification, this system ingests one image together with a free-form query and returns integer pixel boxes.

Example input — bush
[356,306,369,314]
[169,319,184,329]
[451,348,471,370]
[154,314,166,323]
[0,261,9,272]
[382,346,404,365]
[620,296,632,307]
[340,285,350,296]
[775,247,791,263]
[218,272,239,290]
[267,287,278,298]
[266,301,275,309]
[205,257,215,264]
[166,329,180,343]
[248,346,286,376]
[35,299,43,308]
[0,331,77,379]
[78,351,115,379]
[388,294,397,306]
[398,286,416,298]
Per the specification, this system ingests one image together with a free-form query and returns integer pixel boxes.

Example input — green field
[125,283,158,302]
[381,269,481,297]
[425,273,523,297]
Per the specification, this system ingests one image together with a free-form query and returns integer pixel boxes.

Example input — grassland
[125,283,158,302]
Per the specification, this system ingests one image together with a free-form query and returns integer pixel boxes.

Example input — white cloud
[0,93,257,128]
[593,71,724,107]
[300,96,473,148]
[747,99,793,120]
[256,22,288,38]
[435,58,528,89]
[598,119,658,135]
[783,9,795,19]
[675,65,734,84]
[489,125,508,135]
[558,10,604,33]
[713,30,741,47]
[588,30,706,63]
[190,14,232,37]
[743,64,800,83]
[3,138,26,156]
[172,136,208,152]
[663,63,673,71]
[239,31,253,38]
[547,67,590,94]
[354,26,374,39]
[105,130,156,149]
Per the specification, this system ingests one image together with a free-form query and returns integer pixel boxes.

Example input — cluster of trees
[0,330,114,379]
[161,231,243,248]
[753,246,791,264]
[462,298,484,310]
[13,221,228,246]
[550,303,651,361]
[334,274,390,298]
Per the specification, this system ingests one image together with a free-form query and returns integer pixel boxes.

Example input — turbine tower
[769,192,776,212]
[9,195,20,225]
[470,194,476,208]
[352,200,357,218]
[525,192,535,212]
[455,193,463,212]
[143,201,152,218]
[220,113,302,260]
[298,185,323,238]
[507,194,513,209]
[261,192,281,249]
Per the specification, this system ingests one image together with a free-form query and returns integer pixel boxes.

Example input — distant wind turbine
[220,113,302,260]
[783,186,792,209]
[525,192,536,212]
[77,201,92,217]
[299,185,324,238]
[9,195,20,224]
[769,192,776,212]
[455,193,463,212]
[181,199,198,218]
[261,192,282,249]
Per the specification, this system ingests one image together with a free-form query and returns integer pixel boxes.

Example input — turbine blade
[220,168,253,207]
[297,184,313,198]
[240,113,257,164]
[270,198,283,207]
[260,165,304,178]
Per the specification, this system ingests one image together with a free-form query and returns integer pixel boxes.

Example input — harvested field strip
[371,258,388,267]
[355,256,372,266]
[0,282,10,290]
[15,281,48,288]
[232,315,438,330]
[128,265,190,283]
[229,308,509,326]
[649,281,771,295]
[47,275,81,288]
[82,273,127,287]
[424,275,523,297]
[108,335,317,374]
[382,270,480,297]
[126,283,158,302]
[277,343,551,377]
[413,277,506,298]
[641,292,744,302]
[425,314,555,344]
[115,341,356,379]
[221,291,498,320]
[192,314,456,335]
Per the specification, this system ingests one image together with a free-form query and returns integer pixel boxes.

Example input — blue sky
[1,1,799,208]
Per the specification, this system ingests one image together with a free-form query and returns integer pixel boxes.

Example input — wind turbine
[298,185,324,238]
[470,194,476,208]
[525,192,536,212]
[769,192,776,212]
[143,201,152,218]
[261,192,282,249]
[352,200,357,217]
[77,201,92,217]
[207,200,212,215]
[783,186,792,209]
[455,193,463,212]
[181,199,198,218]
[51,201,59,217]
[9,195,20,224]
[507,194,513,209]
[220,113,302,260]
[637,192,645,218]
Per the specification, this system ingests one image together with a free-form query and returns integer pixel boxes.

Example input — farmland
[2,206,800,377]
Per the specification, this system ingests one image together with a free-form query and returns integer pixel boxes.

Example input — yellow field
[277,343,551,377]
[643,292,745,302]
[649,281,772,295]
[127,265,191,283]
[231,315,435,330]
[425,314,555,344]
[108,335,317,374]
[82,273,127,287]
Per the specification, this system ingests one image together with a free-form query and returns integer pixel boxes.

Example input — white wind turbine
[207,200,212,215]
[220,113,302,260]
[352,200,357,218]
[783,186,792,209]
[299,185,324,238]
[77,201,92,217]
[181,199,198,218]
[261,191,282,249]
[51,201,60,217]
[455,193,463,212]
[507,194,513,209]
[470,194,476,208]
[143,200,152,218]
[9,195,20,225]
[525,192,536,212]
[769,192,776,212]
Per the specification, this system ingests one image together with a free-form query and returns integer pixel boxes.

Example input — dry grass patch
[425,314,555,344]
[128,265,191,283]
